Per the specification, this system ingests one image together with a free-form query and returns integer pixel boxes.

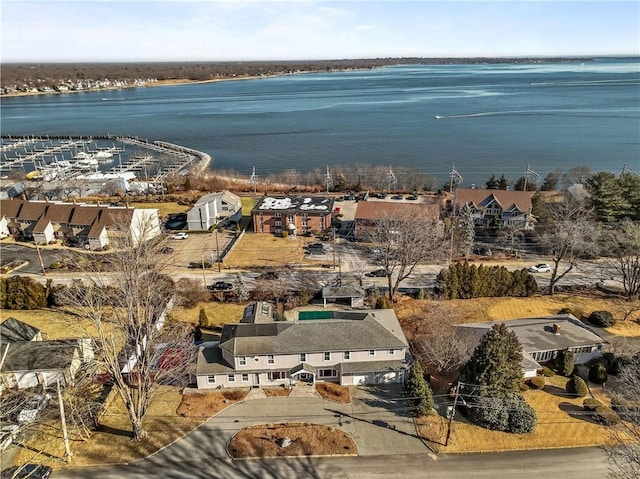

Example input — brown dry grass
[418,376,616,453]
[395,293,640,342]
[13,386,202,468]
[2,308,108,340]
[176,389,248,418]
[170,301,247,329]
[315,383,351,403]
[263,387,292,398]
[224,233,329,267]
[128,202,190,217]
[228,423,357,458]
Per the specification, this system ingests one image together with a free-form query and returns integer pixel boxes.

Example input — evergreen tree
[198,307,209,328]
[497,174,509,190]
[585,172,627,222]
[514,176,538,191]
[460,323,535,432]
[485,175,498,189]
[541,170,562,191]
[555,349,575,376]
[461,323,523,397]
[404,361,434,416]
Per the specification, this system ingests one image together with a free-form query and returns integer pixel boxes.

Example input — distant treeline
[1,57,592,89]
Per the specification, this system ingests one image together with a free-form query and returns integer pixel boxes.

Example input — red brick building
[251,195,335,234]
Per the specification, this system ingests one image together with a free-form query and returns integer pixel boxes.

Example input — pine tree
[486,175,498,189]
[198,307,209,328]
[461,323,523,397]
[555,349,575,376]
[404,361,434,416]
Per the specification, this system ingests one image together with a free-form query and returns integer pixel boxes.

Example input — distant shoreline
[0,57,597,99]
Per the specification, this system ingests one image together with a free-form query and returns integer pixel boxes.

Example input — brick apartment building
[251,195,335,234]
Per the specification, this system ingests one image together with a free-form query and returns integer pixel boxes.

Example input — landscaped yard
[417,375,616,453]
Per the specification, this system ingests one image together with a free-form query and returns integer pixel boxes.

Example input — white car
[528,263,552,273]
[171,232,189,240]
[17,394,51,424]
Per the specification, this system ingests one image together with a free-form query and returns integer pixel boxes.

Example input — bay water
[1,57,638,186]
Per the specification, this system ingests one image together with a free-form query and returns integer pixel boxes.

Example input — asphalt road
[55,447,611,479]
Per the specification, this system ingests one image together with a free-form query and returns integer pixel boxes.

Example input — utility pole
[249,167,258,194]
[215,228,221,273]
[35,242,46,276]
[448,165,463,264]
[387,165,397,192]
[332,227,337,270]
[324,165,333,193]
[445,381,461,447]
[201,255,207,290]
[522,164,540,191]
[57,379,73,461]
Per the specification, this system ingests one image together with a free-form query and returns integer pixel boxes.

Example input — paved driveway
[150,384,427,462]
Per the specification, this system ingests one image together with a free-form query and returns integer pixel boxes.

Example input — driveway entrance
[157,384,428,460]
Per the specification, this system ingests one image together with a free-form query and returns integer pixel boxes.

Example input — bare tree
[606,353,640,479]
[538,196,598,295]
[411,304,473,376]
[603,219,640,302]
[367,208,445,301]
[61,216,194,441]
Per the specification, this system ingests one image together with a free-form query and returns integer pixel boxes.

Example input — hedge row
[436,262,538,300]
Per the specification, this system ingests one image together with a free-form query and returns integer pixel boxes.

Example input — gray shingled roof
[456,315,606,353]
[1,340,78,372]
[219,309,408,356]
[322,285,365,299]
[0,318,40,343]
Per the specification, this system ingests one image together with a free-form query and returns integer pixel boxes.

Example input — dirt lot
[227,423,357,458]
[224,233,331,268]
[176,389,248,418]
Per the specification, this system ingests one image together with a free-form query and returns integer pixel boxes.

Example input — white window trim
[239,356,247,366]
[267,355,275,364]
[228,374,235,383]
[299,353,307,362]
[389,349,395,355]
[241,374,249,382]
[343,351,350,360]
[369,350,376,357]
[207,375,215,383]
[324,352,331,361]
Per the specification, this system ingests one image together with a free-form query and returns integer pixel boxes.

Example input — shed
[321,285,366,307]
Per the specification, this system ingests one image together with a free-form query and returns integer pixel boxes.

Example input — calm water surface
[2,58,639,185]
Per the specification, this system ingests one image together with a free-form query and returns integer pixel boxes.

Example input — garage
[352,373,378,385]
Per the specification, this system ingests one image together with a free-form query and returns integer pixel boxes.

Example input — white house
[0,199,160,249]
[196,307,411,389]
[187,191,242,231]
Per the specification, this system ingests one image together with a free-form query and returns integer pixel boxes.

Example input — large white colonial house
[456,314,607,379]
[195,303,411,389]
[186,191,242,231]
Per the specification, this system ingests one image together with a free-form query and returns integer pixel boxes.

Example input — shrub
[375,296,393,309]
[583,398,604,411]
[611,357,628,376]
[589,363,608,384]
[404,362,434,416]
[281,231,288,238]
[588,310,615,327]
[566,376,588,397]
[0,276,47,309]
[594,406,620,425]
[600,352,617,372]
[529,376,545,389]
[198,307,209,328]
[518,381,530,392]
[541,366,556,377]
[558,307,573,315]
[555,349,575,377]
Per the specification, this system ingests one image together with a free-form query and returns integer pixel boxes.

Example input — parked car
[208,281,233,291]
[17,394,50,424]
[406,195,418,200]
[391,195,403,200]
[159,246,174,254]
[306,243,324,249]
[164,213,188,231]
[256,271,279,281]
[528,263,552,273]
[365,269,388,277]
[1,464,52,479]
[171,232,188,240]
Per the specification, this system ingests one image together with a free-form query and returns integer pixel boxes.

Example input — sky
[1,1,638,62]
